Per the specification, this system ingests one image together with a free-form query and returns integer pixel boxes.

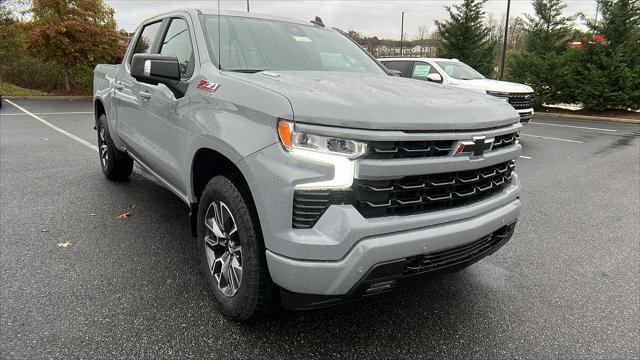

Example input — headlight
[486,90,510,102]
[277,120,367,159]
[277,119,367,189]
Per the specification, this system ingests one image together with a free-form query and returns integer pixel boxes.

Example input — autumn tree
[25,0,121,92]
[0,0,26,75]
[435,0,498,76]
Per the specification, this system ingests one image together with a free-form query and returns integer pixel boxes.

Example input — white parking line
[530,121,617,132]
[520,133,584,144]
[4,100,98,152]
[1,111,93,116]
[519,156,532,159]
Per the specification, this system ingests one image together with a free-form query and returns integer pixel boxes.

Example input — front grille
[292,160,515,228]
[365,132,519,160]
[367,140,453,159]
[493,132,519,150]
[508,93,534,110]
[403,221,516,274]
[353,160,515,217]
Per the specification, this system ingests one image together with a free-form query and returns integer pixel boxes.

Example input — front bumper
[266,196,520,298]
[517,108,534,123]
[237,123,523,298]
[279,220,517,310]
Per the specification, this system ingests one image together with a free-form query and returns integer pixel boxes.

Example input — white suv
[380,57,534,123]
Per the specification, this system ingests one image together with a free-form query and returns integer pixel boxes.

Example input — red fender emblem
[197,80,220,92]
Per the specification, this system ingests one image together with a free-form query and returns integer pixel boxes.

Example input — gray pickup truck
[93,9,522,321]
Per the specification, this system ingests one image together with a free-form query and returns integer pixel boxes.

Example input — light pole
[247,0,250,12]
[400,12,406,57]
[499,0,511,79]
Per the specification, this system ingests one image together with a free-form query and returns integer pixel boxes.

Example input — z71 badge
[197,80,220,93]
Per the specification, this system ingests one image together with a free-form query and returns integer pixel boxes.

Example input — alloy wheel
[204,201,243,297]
[99,126,108,168]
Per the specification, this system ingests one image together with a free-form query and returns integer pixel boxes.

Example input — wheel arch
[189,147,261,238]
[93,98,106,128]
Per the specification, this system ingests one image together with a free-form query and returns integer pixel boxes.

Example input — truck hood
[453,78,534,94]
[226,71,519,131]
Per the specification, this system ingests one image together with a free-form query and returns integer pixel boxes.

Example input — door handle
[139,91,152,100]
[114,82,124,90]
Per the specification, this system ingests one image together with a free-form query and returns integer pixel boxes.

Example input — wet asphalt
[1,99,638,359]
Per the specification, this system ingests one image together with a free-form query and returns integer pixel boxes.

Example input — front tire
[198,175,277,321]
[97,114,133,181]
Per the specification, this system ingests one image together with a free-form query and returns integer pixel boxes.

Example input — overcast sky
[104,0,597,39]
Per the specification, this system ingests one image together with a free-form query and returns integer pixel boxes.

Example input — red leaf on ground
[115,212,131,219]
[115,203,136,219]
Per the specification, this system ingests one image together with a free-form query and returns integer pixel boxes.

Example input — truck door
[113,20,163,152]
[137,16,196,191]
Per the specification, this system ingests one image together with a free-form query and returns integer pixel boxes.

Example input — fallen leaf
[89,213,97,216]
[115,203,137,219]
[57,241,72,248]
[40,229,49,233]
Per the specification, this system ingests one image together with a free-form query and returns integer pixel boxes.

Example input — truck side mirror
[388,69,402,77]
[131,54,187,98]
[427,73,443,84]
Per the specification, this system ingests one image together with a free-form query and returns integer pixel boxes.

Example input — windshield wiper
[225,69,267,73]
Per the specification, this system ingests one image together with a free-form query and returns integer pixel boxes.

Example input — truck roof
[164,8,313,27]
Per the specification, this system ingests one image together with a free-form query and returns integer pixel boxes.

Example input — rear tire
[198,175,277,321]
[97,114,133,181]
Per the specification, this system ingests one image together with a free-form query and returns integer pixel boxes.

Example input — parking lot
[1,99,638,359]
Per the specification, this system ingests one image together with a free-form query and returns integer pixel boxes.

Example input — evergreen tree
[524,0,575,54]
[435,0,498,76]
[506,0,575,106]
[571,0,640,110]
[588,0,640,49]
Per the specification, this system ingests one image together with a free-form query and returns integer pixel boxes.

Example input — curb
[537,112,640,125]
[3,95,92,101]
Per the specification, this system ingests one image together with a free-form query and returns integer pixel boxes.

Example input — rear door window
[382,61,413,77]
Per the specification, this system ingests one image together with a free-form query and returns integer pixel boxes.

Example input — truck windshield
[202,15,385,74]
[434,61,485,80]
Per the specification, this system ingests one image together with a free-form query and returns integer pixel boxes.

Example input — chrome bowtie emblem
[452,136,494,157]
